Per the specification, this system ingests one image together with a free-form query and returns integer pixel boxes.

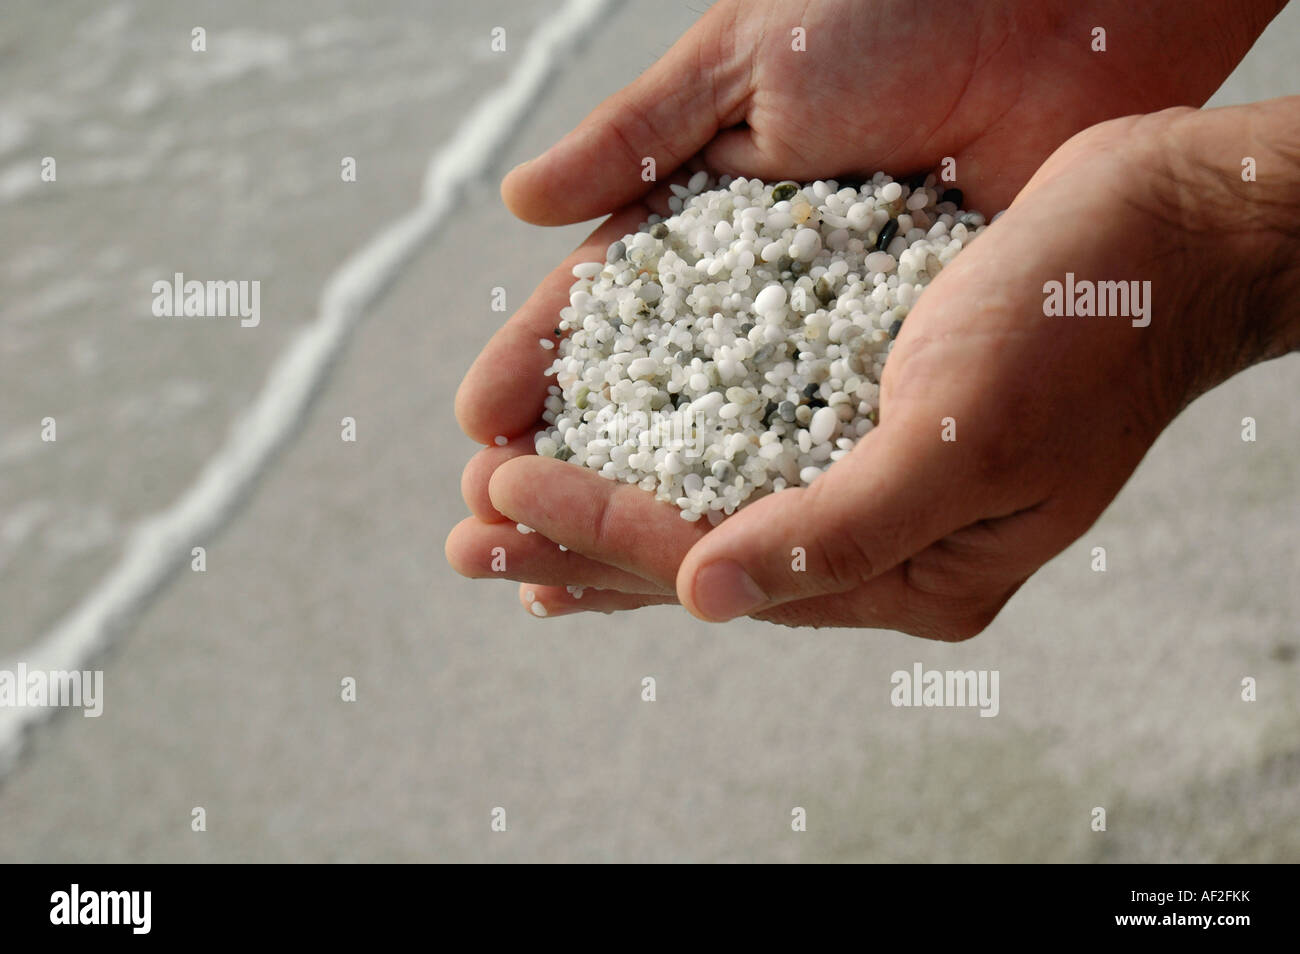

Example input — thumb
[501,4,750,225]
[675,418,976,622]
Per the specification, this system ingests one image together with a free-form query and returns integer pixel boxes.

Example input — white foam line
[0,0,625,775]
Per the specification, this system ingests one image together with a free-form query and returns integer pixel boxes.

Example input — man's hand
[448,0,1294,636]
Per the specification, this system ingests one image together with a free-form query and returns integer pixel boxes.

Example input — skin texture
[448,0,1298,638]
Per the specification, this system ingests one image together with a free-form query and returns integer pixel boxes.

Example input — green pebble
[772,182,799,202]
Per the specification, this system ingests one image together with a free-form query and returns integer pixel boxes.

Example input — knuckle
[586,492,619,554]
[804,481,877,593]
[811,529,876,594]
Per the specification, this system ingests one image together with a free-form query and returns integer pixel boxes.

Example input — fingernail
[692,560,767,621]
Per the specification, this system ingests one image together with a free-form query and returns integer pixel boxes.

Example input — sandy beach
[1,0,1297,862]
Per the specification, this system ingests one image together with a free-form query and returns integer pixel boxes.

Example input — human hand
[450,99,1300,634]
[448,0,1293,634]
[497,0,1278,223]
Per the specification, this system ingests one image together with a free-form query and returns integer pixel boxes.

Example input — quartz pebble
[809,406,838,444]
[535,175,987,519]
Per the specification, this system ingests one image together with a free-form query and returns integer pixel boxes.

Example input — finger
[501,3,751,225]
[703,126,784,182]
[445,517,670,594]
[488,455,707,588]
[702,126,759,178]
[517,584,677,619]
[675,414,994,622]
[749,501,1064,637]
[454,205,651,445]
[461,433,542,522]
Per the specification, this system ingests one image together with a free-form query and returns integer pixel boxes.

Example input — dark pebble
[553,326,563,336]
[739,322,755,335]
[778,400,796,422]
[889,318,904,338]
[762,400,779,423]
[875,219,898,251]
[649,222,669,239]
[772,182,799,202]
[554,446,574,462]
[802,382,820,400]
[940,188,963,207]
[606,240,627,264]
[711,460,735,482]
[814,276,835,304]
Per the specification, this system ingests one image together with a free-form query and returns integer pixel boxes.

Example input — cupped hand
[449,0,1279,634]
[448,111,1237,635]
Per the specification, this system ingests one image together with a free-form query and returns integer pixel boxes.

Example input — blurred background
[1,0,1296,862]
